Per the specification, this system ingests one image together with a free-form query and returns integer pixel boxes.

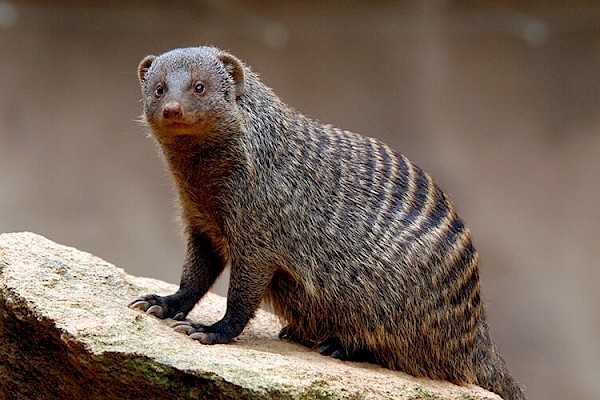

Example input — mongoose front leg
[171,260,275,344]
[129,232,226,320]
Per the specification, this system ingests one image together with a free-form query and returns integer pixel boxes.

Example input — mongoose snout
[162,103,183,120]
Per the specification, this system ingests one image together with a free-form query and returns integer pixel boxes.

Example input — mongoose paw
[316,337,375,363]
[171,321,231,344]
[278,325,295,339]
[315,337,351,360]
[128,294,186,320]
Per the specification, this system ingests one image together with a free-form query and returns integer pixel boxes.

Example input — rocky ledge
[0,232,500,400]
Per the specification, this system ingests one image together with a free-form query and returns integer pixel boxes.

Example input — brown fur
[129,46,526,400]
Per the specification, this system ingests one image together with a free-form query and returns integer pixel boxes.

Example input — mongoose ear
[218,53,245,97]
[138,55,156,84]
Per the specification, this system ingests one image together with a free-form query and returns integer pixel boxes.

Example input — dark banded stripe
[378,152,412,234]
[363,139,376,185]
[361,137,382,230]
[414,186,451,238]
[315,124,331,156]
[331,133,353,232]
[299,118,317,162]
[452,251,480,305]
[402,165,430,226]
[370,142,396,232]
[441,214,466,249]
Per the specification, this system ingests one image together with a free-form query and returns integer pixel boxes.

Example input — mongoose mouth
[159,119,207,133]
[163,121,194,128]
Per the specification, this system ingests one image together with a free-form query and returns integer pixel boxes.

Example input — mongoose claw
[146,305,163,316]
[173,312,185,320]
[128,299,151,311]
[171,321,199,334]
[188,332,207,341]
[189,331,230,345]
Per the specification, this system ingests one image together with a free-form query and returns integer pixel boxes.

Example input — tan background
[1,2,599,399]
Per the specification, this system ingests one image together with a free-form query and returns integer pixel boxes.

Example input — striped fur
[133,46,525,400]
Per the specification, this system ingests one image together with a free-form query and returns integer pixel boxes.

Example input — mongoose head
[138,47,245,143]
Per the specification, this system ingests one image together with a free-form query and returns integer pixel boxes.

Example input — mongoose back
[129,46,526,400]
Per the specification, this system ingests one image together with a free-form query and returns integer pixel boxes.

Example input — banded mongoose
[129,46,526,400]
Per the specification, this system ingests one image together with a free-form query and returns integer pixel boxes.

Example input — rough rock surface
[0,232,501,400]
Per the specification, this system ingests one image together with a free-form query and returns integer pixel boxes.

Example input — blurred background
[1,1,599,398]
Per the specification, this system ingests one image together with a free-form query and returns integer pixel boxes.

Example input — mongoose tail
[473,313,526,400]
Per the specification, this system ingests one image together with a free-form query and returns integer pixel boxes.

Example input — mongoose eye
[194,83,205,94]
[154,84,164,97]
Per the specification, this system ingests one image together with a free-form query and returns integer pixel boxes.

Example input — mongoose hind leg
[278,325,303,341]
[315,337,374,363]
[315,337,350,359]
[278,325,317,348]
[280,328,375,364]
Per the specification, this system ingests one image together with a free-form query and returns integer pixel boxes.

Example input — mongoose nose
[163,103,183,120]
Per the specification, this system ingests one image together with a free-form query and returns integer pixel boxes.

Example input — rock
[0,232,501,400]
